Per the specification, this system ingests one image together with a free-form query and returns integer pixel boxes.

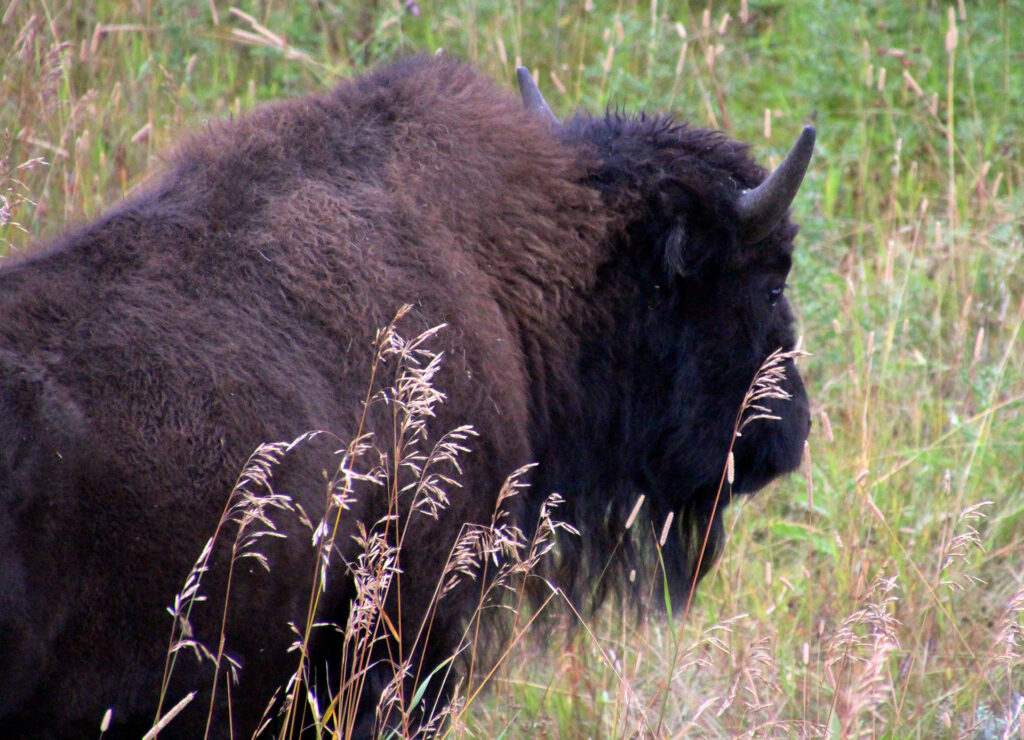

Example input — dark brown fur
[0,57,809,737]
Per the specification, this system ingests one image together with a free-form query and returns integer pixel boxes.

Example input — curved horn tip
[797,125,816,156]
[515,66,529,93]
[736,125,817,244]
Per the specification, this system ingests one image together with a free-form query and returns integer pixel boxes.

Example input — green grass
[2,0,1022,737]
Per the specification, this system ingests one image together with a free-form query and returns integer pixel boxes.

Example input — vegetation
[2,0,1021,736]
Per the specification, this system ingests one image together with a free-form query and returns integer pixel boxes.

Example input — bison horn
[737,125,816,244]
[516,66,559,128]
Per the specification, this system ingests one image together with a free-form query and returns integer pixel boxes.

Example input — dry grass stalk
[150,311,561,737]
[684,347,808,616]
[825,575,901,739]
[155,436,313,733]
[251,314,568,738]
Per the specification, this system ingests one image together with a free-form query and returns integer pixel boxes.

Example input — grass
[2,0,1022,737]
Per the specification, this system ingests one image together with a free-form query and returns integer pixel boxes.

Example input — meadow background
[1,0,1022,737]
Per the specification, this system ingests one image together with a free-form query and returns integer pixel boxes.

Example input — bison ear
[661,223,723,277]
[657,188,709,277]
[737,126,815,245]
[516,67,559,129]
[661,225,692,276]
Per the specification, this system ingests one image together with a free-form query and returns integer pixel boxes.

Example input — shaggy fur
[0,56,809,737]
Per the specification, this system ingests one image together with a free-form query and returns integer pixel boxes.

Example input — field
[1,0,1022,737]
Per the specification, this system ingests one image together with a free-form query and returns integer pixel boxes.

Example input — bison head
[518,69,813,604]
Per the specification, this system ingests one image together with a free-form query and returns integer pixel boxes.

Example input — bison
[0,56,813,737]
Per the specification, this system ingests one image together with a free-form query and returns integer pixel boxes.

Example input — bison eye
[767,285,785,307]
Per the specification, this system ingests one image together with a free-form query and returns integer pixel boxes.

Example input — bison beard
[0,56,812,737]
